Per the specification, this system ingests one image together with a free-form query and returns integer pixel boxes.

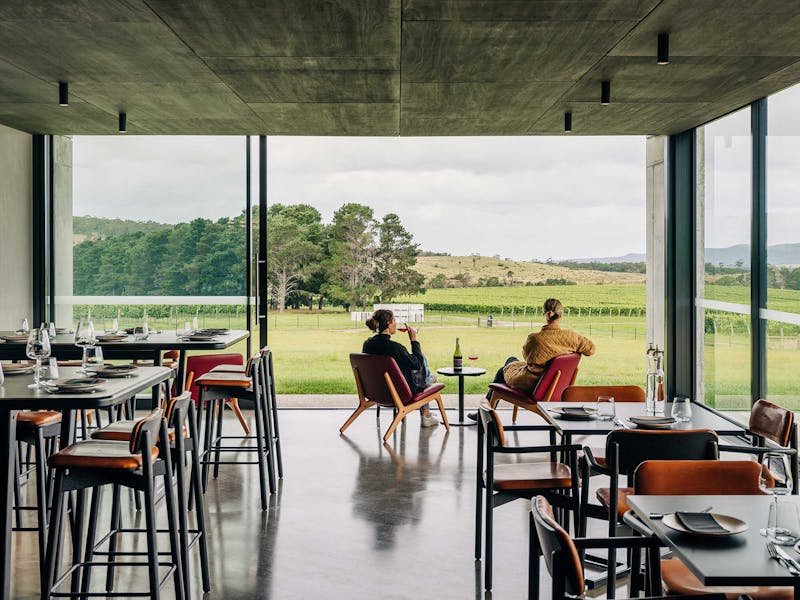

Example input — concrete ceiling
[0,0,799,136]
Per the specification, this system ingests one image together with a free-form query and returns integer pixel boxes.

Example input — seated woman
[469,298,595,419]
[362,309,439,428]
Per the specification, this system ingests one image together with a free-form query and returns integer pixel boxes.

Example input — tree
[322,203,377,310]
[267,204,325,312]
[373,213,424,301]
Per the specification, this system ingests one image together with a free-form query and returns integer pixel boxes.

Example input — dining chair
[629,460,792,600]
[488,353,581,423]
[580,429,719,598]
[718,399,798,494]
[562,385,645,404]
[340,353,449,442]
[476,402,580,592]
[530,495,727,600]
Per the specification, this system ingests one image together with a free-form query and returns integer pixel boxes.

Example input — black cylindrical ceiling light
[657,33,670,65]
[118,112,127,133]
[564,111,572,133]
[58,81,69,106]
[601,80,611,105]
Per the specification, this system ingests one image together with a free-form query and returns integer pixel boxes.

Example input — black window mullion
[751,98,767,403]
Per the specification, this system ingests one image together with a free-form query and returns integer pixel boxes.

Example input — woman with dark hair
[363,309,439,428]
[468,298,595,419]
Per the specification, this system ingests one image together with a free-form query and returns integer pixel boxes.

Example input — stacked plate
[1,334,30,343]
[2,362,36,375]
[96,333,128,343]
[87,364,138,378]
[549,406,598,420]
[629,415,677,429]
[42,377,106,394]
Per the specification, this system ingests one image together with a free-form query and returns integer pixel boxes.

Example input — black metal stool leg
[212,401,224,479]
[267,353,283,478]
[80,485,103,600]
[34,429,49,589]
[252,390,270,509]
[105,484,122,592]
[42,469,66,600]
[188,404,211,592]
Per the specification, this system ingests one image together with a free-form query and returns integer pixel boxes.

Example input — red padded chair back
[349,353,413,407]
[186,353,244,401]
[531,353,581,402]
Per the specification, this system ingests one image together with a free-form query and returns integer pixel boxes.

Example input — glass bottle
[453,337,463,371]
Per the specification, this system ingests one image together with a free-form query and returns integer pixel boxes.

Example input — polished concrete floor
[10,407,612,599]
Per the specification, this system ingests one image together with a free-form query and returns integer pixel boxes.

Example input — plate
[182,335,216,342]
[662,512,747,537]
[549,406,598,420]
[195,328,228,335]
[2,363,36,375]
[42,377,106,394]
[87,364,138,378]
[629,415,677,429]
[1,335,29,342]
[96,334,127,343]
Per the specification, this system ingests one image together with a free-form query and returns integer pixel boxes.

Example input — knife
[774,544,800,572]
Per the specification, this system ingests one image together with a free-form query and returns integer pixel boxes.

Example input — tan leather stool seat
[17,411,62,426]
[92,420,187,443]
[195,372,251,388]
[48,440,159,470]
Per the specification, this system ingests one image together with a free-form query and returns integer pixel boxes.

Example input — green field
[75,282,800,409]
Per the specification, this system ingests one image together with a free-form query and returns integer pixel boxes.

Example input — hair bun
[365,317,378,331]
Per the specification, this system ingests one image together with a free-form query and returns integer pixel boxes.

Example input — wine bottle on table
[453,337,463,371]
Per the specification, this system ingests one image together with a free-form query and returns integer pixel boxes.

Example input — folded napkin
[631,415,676,424]
[562,406,594,415]
[675,511,728,534]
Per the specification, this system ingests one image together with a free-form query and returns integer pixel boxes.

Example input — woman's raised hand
[406,323,417,342]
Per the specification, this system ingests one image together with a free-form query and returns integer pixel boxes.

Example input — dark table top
[0,330,249,359]
[0,366,171,410]
[627,494,800,586]
[436,366,486,377]
[542,401,744,436]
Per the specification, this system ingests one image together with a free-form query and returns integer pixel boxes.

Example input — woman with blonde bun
[469,298,595,419]
[363,309,439,428]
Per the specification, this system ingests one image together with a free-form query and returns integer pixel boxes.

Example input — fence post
[589,324,592,335]
[611,325,614,337]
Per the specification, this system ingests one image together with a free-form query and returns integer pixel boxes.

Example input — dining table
[541,400,745,445]
[0,329,250,406]
[627,494,800,597]
[0,365,172,600]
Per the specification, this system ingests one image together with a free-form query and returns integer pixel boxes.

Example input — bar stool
[210,346,283,478]
[12,410,61,589]
[91,391,211,597]
[42,409,185,600]
[195,352,275,509]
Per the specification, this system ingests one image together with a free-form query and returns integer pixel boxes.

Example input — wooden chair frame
[340,363,449,443]
[490,366,579,423]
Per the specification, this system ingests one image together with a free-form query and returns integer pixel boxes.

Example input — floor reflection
[341,422,449,551]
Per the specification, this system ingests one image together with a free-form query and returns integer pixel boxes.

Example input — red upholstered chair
[488,353,581,423]
[186,353,249,435]
[340,353,449,442]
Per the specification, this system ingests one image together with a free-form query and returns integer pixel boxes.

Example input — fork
[768,542,800,576]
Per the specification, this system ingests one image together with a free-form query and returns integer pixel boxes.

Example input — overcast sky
[74,134,648,261]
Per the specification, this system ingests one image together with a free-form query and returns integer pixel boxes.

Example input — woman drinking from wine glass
[362,309,439,428]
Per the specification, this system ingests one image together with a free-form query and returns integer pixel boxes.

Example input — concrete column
[646,135,667,350]
[53,135,73,327]
[695,128,706,402]
[0,124,32,330]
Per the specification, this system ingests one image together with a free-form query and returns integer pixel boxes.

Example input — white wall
[0,124,32,330]
[646,135,667,351]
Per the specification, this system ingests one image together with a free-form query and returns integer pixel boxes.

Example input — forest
[72,203,424,310]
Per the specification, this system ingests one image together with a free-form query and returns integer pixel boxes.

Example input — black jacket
[362,333,425,392]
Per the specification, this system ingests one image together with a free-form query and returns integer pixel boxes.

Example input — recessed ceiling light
[58,81,68,106]
[118,112,127,133]
[564,111,572,133]
[657,33,670,65]
[601,81,611,105]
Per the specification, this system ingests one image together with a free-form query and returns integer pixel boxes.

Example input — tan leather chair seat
[194,372,251,388]
[486,462,572,491]
[662,558,792,600]
[48,440,159,470]
[595,486,634,519]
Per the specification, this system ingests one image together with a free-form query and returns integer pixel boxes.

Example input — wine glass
[26,327,51,389]
[75,320,98,374]
[759,451,797,545]
[468,348,480,363]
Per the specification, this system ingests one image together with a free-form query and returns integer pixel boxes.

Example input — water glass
[670,396,693,422]
[760,451,797,545]
[82,345,104,372]
[134,322,149,341]
[0,362,5,386]
[26,328,51,389]
[595,395,616,421]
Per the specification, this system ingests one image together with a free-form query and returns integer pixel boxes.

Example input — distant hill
[73,216,170,244]
[571,243,800,267]
[413,255,645,287]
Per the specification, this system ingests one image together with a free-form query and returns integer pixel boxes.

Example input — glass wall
[766,86,800,409]
[695,107,752,409]
[53,136,250,340]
